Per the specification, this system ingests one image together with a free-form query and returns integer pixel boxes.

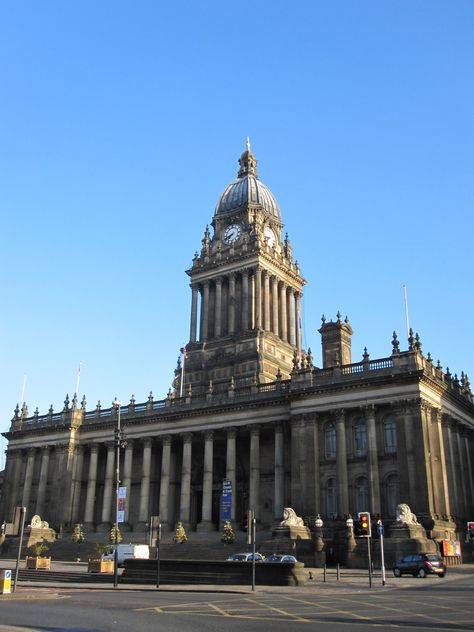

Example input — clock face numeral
[224,223,241,244]
[264,226,276,247]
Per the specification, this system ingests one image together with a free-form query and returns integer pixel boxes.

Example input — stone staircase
[0,528,273,563]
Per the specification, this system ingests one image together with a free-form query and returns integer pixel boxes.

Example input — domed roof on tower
[214,140,281,219]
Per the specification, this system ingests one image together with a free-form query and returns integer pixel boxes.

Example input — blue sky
[1,1,473,462]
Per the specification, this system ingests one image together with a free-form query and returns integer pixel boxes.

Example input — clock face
[224,223,241,244]
[264,226,276,247]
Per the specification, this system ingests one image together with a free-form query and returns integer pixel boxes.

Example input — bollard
[336,563,340,581]
[323,564,327,582]
[0,570,12,594]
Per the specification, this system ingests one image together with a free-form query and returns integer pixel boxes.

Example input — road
[0,567,473,631]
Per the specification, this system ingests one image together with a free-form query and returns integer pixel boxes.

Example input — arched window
[353,418,367,457]
[384,474,399,518]
[355,476,369,514]
[325,423,336,459]
[383,415,397,454]
[326,477,337,517]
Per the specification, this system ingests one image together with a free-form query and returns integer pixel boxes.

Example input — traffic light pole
[367,535,372,588]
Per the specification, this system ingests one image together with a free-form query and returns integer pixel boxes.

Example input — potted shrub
[87,543,114,573]
[26,542,51,569]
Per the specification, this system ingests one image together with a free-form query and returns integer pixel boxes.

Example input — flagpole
[403,285,410,338]
[75,362,82,396]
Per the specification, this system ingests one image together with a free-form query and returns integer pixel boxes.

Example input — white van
[102,543,150,566]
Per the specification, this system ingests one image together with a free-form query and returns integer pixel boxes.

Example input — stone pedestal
[260,525,315,565]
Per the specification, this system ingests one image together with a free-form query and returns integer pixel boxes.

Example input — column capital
[431,407,442,424]
[215,276,223,286]
[161,434,172,447]
[142,437,153,448]
[226,427,237,440]
[361,403,376,419]
[182,432,193,444]
[203,430,214,441]
[249,425,260,437]
[334,409,345,423]
[27,447,37,456]
[89,443,100,454]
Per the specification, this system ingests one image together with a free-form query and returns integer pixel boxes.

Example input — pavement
[0,559,472,600]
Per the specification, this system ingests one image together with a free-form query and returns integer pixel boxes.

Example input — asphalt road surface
[0,568,473,631]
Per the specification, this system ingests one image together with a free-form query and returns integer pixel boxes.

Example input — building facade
[1,144,474,542]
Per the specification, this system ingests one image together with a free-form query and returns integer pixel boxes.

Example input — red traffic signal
[468,522,474,539]
[358,512,371,536]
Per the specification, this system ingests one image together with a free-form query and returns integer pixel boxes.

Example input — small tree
[28,541,49,558]
[72,523,85,561]
[221,520,235,544]
[174,522,187,543]
[109,523,122,545]
[95,543,110,558]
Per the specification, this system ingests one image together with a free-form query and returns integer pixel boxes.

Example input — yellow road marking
[244,597,311,622]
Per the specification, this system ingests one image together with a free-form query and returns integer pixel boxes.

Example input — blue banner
[220,478,232,522]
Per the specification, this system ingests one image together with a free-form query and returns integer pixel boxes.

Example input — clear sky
[1,1,473,463]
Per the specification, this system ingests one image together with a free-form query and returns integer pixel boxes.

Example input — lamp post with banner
[112,399,126,589]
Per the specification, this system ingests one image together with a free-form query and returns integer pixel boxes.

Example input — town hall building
[1,144,473,545]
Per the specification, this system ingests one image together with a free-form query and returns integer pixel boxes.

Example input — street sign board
[220,479,232,522]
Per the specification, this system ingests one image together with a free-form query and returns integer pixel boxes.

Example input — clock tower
[176,142,306,395]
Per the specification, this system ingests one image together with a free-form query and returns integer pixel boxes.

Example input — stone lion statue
[396,503,418,525]
[30,515,49,529]
[280,507,305,527]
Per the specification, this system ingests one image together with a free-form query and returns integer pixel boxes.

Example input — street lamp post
[113,399,122,589]
[314,514,324,567]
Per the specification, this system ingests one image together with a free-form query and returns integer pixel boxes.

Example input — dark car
[393,553,446,578]
[266,554,298,563]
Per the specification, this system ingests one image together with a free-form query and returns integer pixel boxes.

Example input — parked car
[226,552,265,562]
[266,554,298,563]
[392,553,446,578]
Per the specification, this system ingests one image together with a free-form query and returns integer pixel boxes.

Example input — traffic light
[358,512,371,537]
[468,522,474,540]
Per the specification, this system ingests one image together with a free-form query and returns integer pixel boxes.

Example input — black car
[393,553,446,578]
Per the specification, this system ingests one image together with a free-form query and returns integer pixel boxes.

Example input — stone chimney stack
[319,311,353,368]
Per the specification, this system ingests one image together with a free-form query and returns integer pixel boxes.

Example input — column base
[96,522,111,533]
[134,522,148,533]
[196,520,215,532]
[82,522,96,532]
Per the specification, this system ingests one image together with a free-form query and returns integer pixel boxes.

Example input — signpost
[377,519,386,586]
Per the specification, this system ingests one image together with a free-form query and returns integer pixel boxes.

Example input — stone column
[70,445,84,524]
[433,408,450,516]
[274,424,284,521]
[226,428,237,521]
[295,292,302,354]
[464,433,474,511]
[200,281,210,341]
[288,289,295,347]
[179,433,193,527]
[456,426,468,517]
[249,427,260,520]
[419,401,435,514]
[335,410,349,517]
[443,416,459,518]
[214,277,223,337]
[121,440,134,528]
[35,446,51,517]
[401,404,418,508]
[291,418,304,509]
[158,436,172,529]
[100,442,115,529]
[84,444,99,528]
[365,405,381,515]
[312,415,321,515]
[241,270,249,331]
[272,276,279,335]
[263,270,270,331]
[280,283,288,342]
[138,439,152,528]
[198,431,214,530]
[0,449,22,520]
[228,273,236,335]
[21,448,36,519]
[255,268,262,329]
[189,284,199,343]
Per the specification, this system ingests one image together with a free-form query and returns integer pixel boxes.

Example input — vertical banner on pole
[117,486,127,523]
[220,479,232,523]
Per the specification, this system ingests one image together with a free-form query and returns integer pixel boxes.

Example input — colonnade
[2,404,473,531]
[189,269,302,350]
